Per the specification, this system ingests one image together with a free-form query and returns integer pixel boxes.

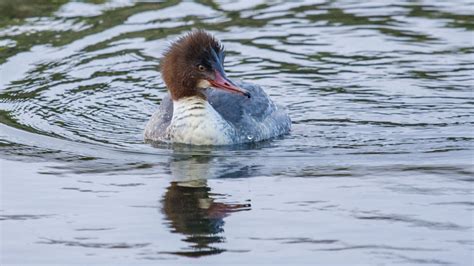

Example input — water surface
[1,0,473,265]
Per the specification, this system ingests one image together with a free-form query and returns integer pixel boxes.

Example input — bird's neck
[167,80,205,100]
[168,96,234,145]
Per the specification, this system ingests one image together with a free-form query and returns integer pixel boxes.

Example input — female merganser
[144,30,291,145]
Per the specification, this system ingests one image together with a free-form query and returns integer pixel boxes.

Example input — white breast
[167,96,234,145]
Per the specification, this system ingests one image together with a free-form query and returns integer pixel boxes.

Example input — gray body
[144,81,291,145]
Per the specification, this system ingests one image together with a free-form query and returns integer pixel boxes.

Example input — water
[0,0,473,264]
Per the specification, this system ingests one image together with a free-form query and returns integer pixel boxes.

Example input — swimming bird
[144,30,291,145]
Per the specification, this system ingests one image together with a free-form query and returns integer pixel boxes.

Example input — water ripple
[0,1,473,265]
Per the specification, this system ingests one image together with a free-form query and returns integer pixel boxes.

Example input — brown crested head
[160,30,250,101]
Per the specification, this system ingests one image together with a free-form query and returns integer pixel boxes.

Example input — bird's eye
[197,65,206,72]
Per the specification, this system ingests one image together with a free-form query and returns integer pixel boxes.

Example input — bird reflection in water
[161,153,251,257]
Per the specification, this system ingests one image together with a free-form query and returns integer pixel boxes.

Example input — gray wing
[143,95,173,141]
[205,81,291,141]
[204,81,275,125]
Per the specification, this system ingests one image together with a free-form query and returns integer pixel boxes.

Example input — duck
[144,30,291,145]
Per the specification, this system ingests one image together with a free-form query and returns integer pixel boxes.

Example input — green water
[1,0,473,264]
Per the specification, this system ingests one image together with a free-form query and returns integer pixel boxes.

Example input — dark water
[1,0,473,265]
